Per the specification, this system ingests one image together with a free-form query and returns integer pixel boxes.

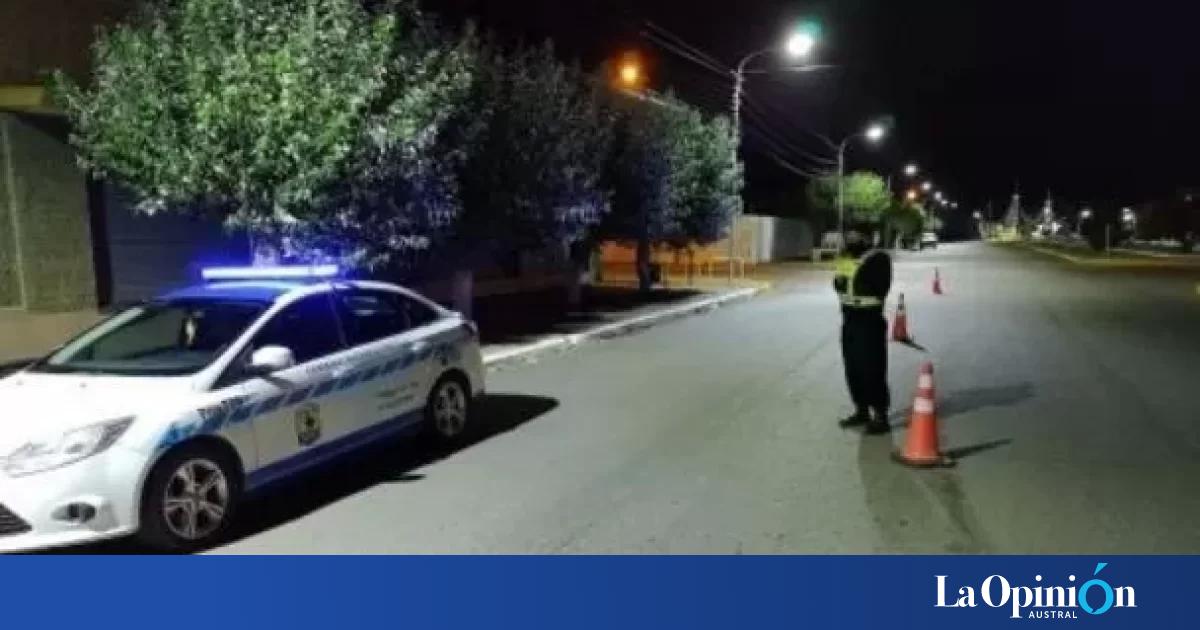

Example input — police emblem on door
[294,403,322,447]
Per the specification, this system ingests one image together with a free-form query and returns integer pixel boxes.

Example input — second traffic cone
[933,268,944,295]
[891,293,911,342]
[892,362,954,468]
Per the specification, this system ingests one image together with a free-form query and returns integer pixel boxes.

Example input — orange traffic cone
[933,268,944,295]
[891,293,911,342]
[892,362,955,468]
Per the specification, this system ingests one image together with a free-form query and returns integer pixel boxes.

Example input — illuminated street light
[934,191,944,201]
[904,163,919,177]
[619,62,641,87]
[786,30,818,58]
[1080,209,1093,219]
[922,181,933,192]
[906,189,918,201]
[833,120,891,244]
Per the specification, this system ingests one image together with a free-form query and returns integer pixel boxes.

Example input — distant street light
[1080,209,1093,219]
[864,124,887,143]
[904,163,919,177]
[906,189,918,201]
[934,191,944,202]
[922,181,933,192]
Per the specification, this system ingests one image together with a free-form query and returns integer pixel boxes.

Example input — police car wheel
[425,374,472,442]
[137,443,240,552]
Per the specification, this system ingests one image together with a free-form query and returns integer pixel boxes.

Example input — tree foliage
[806,171,891,230]
[54,0,469,265]
[55,0,746,280]
[453,39,613,258]
[884,200,926,239]
[600,93,740,246]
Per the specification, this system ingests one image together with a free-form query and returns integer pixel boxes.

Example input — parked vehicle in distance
[920,231,939,249]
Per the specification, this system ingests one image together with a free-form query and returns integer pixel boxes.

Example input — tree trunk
[565,240,586,311]
[451,268,474,319]
[636,237,652,293]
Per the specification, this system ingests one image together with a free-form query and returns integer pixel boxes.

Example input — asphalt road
[184,242,1199,553]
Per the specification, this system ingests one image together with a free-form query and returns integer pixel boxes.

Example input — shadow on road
[940,383,1034,419]
[42,393,558,555]
[945,438,1013,460]
[857,436,992,553]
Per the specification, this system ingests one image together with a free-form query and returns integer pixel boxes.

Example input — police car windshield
[30,299,267,376]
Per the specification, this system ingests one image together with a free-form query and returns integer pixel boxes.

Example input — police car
[0,266,484,552]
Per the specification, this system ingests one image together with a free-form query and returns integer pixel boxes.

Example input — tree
[598,93,741,290]
[454,40,612,259]
[54,0,470,267]
[806,171,891,232]
[883,200,926,248]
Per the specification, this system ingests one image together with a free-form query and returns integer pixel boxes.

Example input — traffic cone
[891,293,911,342]
[933,268,944,295]
[892,362,955,468]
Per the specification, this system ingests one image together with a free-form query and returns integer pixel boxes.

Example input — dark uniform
[834,243,893,433]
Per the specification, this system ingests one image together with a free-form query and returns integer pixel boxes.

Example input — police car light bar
[200,265,341,281]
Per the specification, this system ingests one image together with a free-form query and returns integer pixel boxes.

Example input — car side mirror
[245,346,295,377]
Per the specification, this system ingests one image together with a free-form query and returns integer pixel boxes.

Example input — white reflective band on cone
[918,375,934,389]
[913,397,935,414]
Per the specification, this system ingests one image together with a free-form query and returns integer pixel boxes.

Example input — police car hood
[0,372,193,450]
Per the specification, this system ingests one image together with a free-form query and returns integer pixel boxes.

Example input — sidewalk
[477,283,763,366]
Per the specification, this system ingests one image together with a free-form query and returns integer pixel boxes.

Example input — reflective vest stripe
[836,257,882,308]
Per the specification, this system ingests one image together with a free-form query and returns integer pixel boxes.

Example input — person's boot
[864,409,891,435]
[838,409,870,428]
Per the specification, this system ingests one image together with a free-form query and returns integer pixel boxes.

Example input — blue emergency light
[200,264,341,281]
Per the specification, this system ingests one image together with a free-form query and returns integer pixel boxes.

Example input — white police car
[0,266,484,552]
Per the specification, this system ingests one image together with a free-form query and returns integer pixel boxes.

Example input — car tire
[423,373,473,443]
[137,442,241,553]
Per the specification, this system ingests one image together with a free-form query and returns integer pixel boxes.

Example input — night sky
[425,0,1200,218]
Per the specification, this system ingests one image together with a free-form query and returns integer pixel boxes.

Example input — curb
[482,286,764,367]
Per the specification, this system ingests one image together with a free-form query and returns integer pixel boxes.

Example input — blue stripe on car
[157,335,467,452]
[244,410,424,492]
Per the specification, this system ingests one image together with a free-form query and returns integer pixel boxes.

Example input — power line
[643,21,731,77]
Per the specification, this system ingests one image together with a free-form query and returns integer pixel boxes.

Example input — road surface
[86,241,1200,553]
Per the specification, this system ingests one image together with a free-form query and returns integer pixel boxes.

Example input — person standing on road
[834,229,893,434]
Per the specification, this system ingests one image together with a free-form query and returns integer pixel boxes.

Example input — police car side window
[400,295,440,329]
[335,289,410,347]
[253,294,344,364]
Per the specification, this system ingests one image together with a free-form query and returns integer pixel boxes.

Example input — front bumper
[0,447,146,552]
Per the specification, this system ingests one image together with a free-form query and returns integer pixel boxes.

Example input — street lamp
[831,121,889,247]
[906,189,918,202]
[922,181,933,192]
[904,163,919,177]
[727,23,820,279]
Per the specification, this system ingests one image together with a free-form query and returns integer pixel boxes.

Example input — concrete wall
[0,111,96,311]
[600,215,815,267]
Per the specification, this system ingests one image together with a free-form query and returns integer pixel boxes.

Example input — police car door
[330,288,429,433]
[228,292,358,485]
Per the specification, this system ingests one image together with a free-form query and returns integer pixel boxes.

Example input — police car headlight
[3,417,134,477]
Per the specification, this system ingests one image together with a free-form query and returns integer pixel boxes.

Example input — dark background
[426,0,1200,222]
